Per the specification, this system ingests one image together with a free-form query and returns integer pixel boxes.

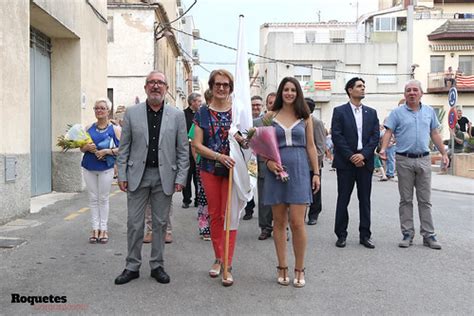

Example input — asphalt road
[1,166,473,315]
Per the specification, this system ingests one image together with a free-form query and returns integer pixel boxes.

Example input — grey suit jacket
[312,115,326,168]
[253,117,268,179]
[117,102,189,195]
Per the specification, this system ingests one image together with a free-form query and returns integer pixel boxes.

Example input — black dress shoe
[307,218,317,225]
[335,237,346,248]
[115,269,139,285]
[360,237,375,249]
[242,212,253,220]
[151,266,170,284]
[258,229,272,240]
[182,203,190,209]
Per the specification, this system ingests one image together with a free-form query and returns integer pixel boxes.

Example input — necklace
[95,122,110,133]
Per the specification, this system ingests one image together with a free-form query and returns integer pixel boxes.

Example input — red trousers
[200,171,237,266]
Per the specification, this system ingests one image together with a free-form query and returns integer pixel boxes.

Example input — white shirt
[350,102,363,150]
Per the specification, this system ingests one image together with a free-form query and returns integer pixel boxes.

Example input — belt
[396,152,429,158]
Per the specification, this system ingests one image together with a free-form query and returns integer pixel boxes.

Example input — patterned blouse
[193,106,232,174]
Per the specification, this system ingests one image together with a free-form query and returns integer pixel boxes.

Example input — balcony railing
[426,72,474,93]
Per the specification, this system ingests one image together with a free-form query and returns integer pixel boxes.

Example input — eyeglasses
[251,103,262,107]
[93,107,108,111]
[214,82,230,89]
[146,79,167,87]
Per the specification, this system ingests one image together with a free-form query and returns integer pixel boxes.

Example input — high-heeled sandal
[89,230,99,244]
[221,266,233,287]
[277,266,290,286]
[293,268,306,288]
[98,231,109,244]
[209,259,221,278]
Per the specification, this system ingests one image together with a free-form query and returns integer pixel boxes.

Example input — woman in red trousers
[193,69,245,287]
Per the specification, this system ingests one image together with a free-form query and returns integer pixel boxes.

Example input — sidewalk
[389,171,473,195]
[430,172,474,195]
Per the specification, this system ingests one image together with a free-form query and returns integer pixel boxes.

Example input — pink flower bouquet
[246,126,289,182]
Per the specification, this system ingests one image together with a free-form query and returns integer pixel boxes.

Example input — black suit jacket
[331,103,379,171]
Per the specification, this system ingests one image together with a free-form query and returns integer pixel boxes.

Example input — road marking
[64,213,81,221]
[64,191,122,221]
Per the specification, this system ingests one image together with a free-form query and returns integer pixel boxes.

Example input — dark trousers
[245,199,255,213]
[182,154,197,205]
[334,167,373,239]
[257,177,272,230]
[308,170,322,221]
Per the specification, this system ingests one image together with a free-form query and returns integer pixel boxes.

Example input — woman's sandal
[221,266,233,287]
[209,259,221,278]
[89,230,99,244]
[277,266,290,286]
[98,231,109,244]
[293,268,306,288]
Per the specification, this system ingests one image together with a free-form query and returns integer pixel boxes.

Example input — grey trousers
[125,168,172,271]
[396,155,435,238]
[257,177,273,230]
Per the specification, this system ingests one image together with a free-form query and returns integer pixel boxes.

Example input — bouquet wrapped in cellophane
[56,124,92,152]
[246,118,289,182]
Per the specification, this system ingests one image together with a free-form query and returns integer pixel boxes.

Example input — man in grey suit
[115,70,189,285]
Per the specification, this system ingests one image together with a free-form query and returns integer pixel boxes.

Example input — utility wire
[86,0,108,24]
[169,25,412,77]
[168,0,197,25]
[178,43,212,73]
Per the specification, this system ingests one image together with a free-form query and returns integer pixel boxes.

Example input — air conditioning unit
[192,29,200,39]
[177,0,182,6]
[179,8,184,16]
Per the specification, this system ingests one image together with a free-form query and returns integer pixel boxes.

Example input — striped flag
[456,75,474,88]
[315,81,331,90]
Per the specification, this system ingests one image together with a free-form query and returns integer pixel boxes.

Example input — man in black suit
[331,77,379,249]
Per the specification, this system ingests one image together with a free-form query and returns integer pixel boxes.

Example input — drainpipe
[407,2,414,78]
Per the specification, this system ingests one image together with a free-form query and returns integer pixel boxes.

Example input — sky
[182,0,379,79]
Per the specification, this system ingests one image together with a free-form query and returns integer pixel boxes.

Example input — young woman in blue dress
[263,77,320,288]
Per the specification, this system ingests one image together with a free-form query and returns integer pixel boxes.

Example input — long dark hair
[272,77,310,119]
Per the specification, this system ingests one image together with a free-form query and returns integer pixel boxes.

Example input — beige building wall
[0,0,107,224]
[0,0,31,223]
[107,5,155,108]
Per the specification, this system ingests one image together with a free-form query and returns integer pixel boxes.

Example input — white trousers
[83,168,114,231]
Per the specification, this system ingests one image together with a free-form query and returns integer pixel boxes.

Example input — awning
[429,44,474,51]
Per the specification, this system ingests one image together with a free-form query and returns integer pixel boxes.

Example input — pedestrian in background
[188,121,211,241]
[331,77,380,249]
[243,95,265,221]
[81,98,121,244]
[263,77,320,288]
[304,97,326,225]
[255,92,277,240]
[380,79,448,250]
[114,70,189,285]
[182,92,202,209]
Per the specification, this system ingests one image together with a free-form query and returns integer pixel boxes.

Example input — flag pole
[223,167,233,281]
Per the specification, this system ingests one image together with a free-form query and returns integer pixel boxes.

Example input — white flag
[228,15,253,229]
